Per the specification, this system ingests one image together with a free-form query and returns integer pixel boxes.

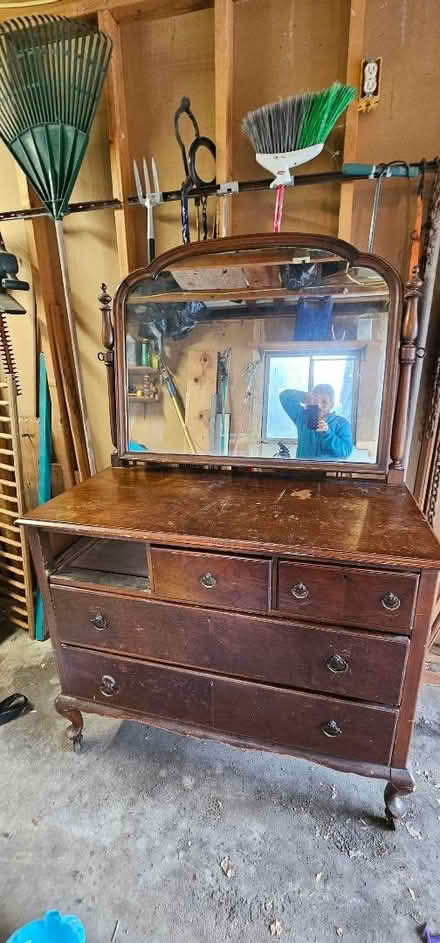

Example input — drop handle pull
[100,675,118,697]
[290,581,309,600]
[381,592,401,611]
[326,654,348,674]
[321,720,343,738]
[90,611,107,631]
[200,571,217,589]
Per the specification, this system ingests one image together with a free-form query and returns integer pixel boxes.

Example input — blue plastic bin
[5,910,86,943]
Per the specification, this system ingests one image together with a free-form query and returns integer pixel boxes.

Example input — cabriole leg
[384,769,415,828]
[55,695,84,753]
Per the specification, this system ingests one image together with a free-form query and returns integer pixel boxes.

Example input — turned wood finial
[98,283,117,450]
[402,266,423,344]
[99,283,114,351]
[389,266,423,483]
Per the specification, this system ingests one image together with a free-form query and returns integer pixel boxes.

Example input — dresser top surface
[21,466,440,568]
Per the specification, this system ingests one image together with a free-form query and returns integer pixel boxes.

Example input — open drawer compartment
[50,537,151,594]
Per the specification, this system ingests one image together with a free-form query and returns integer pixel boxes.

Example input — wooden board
[232,0,350,238]
[215,0,234,236]
[20,466,440,569]
[185,349,218,452]
[98,11,138,278]
[337,0,366,242]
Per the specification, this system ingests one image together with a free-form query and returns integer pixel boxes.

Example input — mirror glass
[124,246,389,464]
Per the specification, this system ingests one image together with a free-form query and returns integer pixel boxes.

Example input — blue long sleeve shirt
[279,389,353,460]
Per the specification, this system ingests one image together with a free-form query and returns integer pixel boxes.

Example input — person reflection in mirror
[279,384,353,459]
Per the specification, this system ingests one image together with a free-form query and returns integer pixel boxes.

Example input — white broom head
[256,143,324,187]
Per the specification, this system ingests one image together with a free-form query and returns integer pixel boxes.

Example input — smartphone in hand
[306,404,320,430]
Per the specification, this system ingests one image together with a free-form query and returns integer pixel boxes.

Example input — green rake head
[0,15,112,220]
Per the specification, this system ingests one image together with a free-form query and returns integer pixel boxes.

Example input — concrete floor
[2,630,440,943]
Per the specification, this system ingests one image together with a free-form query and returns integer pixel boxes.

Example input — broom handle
[273,185,285,233]
[55,219,96,477]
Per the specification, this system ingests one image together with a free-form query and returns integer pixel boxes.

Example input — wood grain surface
[59,645,398,764]
[21,467,440,568]
[51,584,409,705]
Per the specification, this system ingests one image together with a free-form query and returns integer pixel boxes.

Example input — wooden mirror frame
[102,233,421,485]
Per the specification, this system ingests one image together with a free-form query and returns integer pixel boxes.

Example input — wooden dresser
[21,233,440,826]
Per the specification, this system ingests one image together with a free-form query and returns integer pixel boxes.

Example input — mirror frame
[111,233,405,480]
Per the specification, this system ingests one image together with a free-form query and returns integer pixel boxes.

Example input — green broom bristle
[242,82,356,156]
[297,82,357,149]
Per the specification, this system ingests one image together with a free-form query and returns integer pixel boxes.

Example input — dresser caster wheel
[72,734,83,754]
[384,773,415,829]
[55,696,84,750]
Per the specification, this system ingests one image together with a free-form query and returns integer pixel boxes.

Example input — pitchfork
[133,157,161,264]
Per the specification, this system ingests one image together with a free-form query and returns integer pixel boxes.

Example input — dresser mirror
[113,235,402,475]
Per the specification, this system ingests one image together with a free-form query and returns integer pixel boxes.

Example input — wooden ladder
[0,375,34,634]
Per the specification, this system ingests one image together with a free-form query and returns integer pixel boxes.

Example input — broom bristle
[242,82,356,156]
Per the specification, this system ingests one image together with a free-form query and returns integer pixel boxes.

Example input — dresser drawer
[150,547,269,612]
[59,646,398,766]
[51,586,408,706]
[60,646,212,726]
[277,561,418,634]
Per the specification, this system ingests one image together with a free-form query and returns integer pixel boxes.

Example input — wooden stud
[215,0,234,236]
[15,170,76,490]
[50,303,90,481]
[337,0,366,242]
[98,11,137,278]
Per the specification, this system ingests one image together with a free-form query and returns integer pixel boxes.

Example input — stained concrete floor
[2,629,440,943]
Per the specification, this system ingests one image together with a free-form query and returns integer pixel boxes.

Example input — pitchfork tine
[133,159,144,203]
[143,157,152,198]
[152,157,160,196]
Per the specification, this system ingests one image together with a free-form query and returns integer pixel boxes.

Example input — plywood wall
[233,0,350,236]
[0,0,439,486]
[122,7,216,261]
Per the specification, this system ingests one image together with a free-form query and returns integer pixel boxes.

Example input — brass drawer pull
[321,720,343,738]
[381,591,400,612]
[290,581,309,600]
[90,611,107,631]
[100,674,118,697]
[200,571,217,589]
[326,654,348,674]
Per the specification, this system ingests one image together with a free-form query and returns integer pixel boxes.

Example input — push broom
[242,82,356,232]
[0,16,112,476]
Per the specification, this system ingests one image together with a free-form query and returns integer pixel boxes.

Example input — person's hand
[317,419,328,433]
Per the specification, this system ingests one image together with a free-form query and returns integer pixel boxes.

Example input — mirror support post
[389,269,423,484]
[99,283,118,451]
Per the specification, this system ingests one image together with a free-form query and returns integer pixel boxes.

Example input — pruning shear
[174,96,216,244]
[133,156,161,264]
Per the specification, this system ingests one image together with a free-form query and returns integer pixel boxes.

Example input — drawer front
[59,647,397,765]
[51,586,408,705]
[277,561,418,633]
[151,547,269,612]
[60,646,212,726]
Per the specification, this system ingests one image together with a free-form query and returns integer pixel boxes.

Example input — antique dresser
[21,233,440,826]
